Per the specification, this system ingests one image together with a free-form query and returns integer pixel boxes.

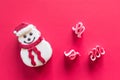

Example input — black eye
[23,35,27,38]
[29,32,33,36]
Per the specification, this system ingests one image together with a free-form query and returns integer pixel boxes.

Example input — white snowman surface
[14,24,52,67]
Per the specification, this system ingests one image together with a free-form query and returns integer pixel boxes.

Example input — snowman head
[14,23,41,45]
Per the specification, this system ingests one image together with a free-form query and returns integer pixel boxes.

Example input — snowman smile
[24,37,35,44]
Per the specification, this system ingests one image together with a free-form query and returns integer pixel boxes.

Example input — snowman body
[14,23,52,67]
[20,40,52,67]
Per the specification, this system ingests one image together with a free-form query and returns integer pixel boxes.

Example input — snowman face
[18,28,41,45]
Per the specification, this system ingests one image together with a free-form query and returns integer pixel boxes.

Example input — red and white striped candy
[72,22,85,38]
[64,49,80,60]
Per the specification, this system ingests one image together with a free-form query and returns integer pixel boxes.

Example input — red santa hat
[14,23,35,36]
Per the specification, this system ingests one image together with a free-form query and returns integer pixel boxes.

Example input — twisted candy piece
[64,49,80,60]
[89,45,105,61]
[72,22,85,38]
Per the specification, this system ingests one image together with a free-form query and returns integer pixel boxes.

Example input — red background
[0,0,120,80]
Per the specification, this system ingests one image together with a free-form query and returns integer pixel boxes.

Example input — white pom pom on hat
[14,22,35,36]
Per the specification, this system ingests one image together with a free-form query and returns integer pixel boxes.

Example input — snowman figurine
[14,23,52,67]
